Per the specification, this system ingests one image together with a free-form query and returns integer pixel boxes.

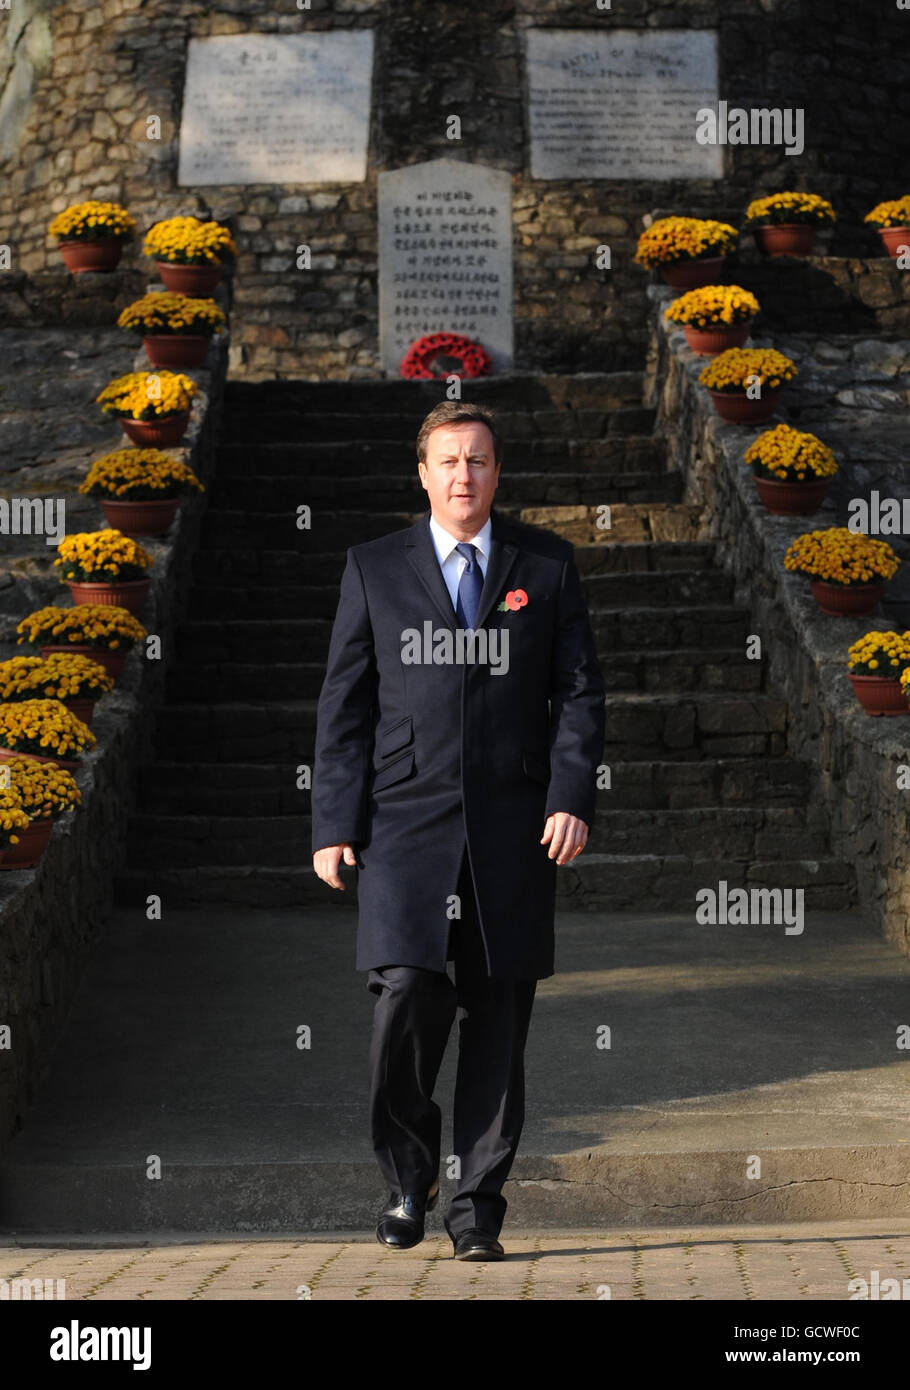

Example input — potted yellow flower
[47,200,138,274]
[16,604,147,682]
[0,699,96,771]
[143,216,237,297]
[53,529,154,616]
[96,369,199,448]
[846,631,910,716]
[0,653,114,727]
[784,528,900,616]
[744,192,836,257]
[664,284,760,356]
[699,348,798,423]
[117,292,227,370]
[634,216,739,291]
[79,448,205,537]
[0,758,81,869]
[864,197,910,259]
[0,787,30,866]
[744,424,838,515]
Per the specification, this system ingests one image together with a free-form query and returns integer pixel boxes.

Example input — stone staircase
[113,374,854,912]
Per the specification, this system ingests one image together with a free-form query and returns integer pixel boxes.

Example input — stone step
[211,467,673,516]
[173,604,751,664]
[151,691,787,761]
[603,692,789,759]
[222,370,647,415]
[137,756,811,816]
[215,434,666,477]
[120,805,830,869]
[198,478,686,548]
[165,645,758,702]
[556,855,856,911]
[591,604,750,652]
[221,404,657,444]
[184,567,734,619]
[111,856,854,911]
[190,538,717,590]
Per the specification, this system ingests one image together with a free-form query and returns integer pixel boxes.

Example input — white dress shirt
[428,513,492,614]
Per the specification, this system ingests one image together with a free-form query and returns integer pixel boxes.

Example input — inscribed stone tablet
[526,29,722,180]
[378,159,513,376]
[177,31,374,186]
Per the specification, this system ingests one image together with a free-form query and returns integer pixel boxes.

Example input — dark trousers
[366,844,537,1238]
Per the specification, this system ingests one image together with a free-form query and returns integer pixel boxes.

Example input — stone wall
[0,296,229,1156]
[645,288,910,957]
[2,0,909,379]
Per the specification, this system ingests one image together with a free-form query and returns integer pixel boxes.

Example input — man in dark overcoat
[312,400,605,1259]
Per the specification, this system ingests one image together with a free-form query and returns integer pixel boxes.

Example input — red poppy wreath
[400,332,492,380]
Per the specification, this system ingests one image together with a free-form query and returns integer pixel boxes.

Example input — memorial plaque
[378,159,513,377]
[526,29,722,180]
[177,31,374,186]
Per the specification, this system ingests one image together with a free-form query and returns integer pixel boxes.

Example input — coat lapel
[404,507,520,630]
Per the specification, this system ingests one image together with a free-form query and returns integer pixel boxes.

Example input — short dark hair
[416,401,503,468]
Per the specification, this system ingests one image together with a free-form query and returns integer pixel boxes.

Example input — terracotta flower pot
[38,645,127,681]
[120,412,190,448]
[754,474,831,515]
[707,386,783,423]
[878,227,910,258]
[752,224,818,257]
[809,580,885,617]
[847,673,910,716]
[0,818,54,869]
[683,320,753,356]
[58,239,124,274]
[0,747,80,771]
[61,698,96,725]
[156,261,224,296]
[64,578,150,616]
[100,497,181,537]
[659,256,726,291]
[142,335,211,370]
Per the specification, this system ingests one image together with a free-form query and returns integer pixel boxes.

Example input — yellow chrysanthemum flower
[79,449,205,501]
[634,217,739,269]
[664,284,760,328]
[699,348,798,393]
[784,529,901,586]
[744,424,838,482]
[47,200,137,242]
[745,192,836,226]
[16,605,147,652]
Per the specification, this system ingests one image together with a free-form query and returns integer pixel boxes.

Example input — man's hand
[313,843,358,890]
[540,813,589,865]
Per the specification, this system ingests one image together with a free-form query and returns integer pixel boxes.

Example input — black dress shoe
[451,1228,505,1261]
[376,1181,440,1250]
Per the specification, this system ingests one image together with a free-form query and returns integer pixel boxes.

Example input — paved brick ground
[2,1222,909,1300]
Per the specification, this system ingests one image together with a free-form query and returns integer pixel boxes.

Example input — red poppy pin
[496,588,529,613]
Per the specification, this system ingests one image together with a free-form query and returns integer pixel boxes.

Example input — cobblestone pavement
[2,1222,909,1300]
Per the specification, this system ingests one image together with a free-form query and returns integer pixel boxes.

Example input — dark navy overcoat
[311,505,606,979]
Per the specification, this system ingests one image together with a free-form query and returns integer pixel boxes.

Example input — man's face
[417,421,500,539]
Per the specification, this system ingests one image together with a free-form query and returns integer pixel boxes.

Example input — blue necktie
[454,542,484,629]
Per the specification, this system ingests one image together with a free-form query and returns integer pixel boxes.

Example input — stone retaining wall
[644,286,910,956]
[2,0,909,378]
[0,298,229,1157]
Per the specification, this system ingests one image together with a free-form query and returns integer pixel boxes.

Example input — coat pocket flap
[372,746,416,791]
[522,750,551,785]
[378,715,413,757]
